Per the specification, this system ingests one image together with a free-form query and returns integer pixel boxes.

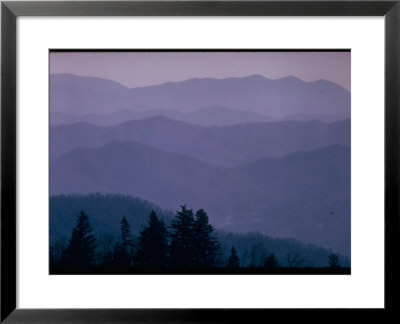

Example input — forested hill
[50,193,350,268]
[50,193,174,239]
[216,231,350,268]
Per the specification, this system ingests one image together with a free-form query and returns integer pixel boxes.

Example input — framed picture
[1,0,399,322]
[49,49,352,276]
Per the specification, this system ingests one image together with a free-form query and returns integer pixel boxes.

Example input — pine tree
[112,216,134,267]
[227,246,240,268]
[61,210,97,268]
[263,253,279,268]
[135,210,169,267]
[193,209,220,267]
[170,205,196,267]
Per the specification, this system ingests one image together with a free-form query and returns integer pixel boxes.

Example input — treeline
[50,205,345,273]
[215,231,349,269]
[50,193,174,240]
[51,205,223,270]
[50,194,350,269]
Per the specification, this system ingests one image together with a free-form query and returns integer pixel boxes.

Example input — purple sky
[50,51,351,91]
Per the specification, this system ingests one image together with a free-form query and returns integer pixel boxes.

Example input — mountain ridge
[50,116,350,166]
[51,72,349,91]
[50,73,350,118]
[50,141,350,256]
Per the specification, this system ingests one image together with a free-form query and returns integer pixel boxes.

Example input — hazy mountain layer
[50,117,350,166]
[50,73,350,119]
[50,106,274,127]
[50,142,350,256]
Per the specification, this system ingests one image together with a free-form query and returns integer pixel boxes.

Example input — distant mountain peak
[194,105,242,113]
[51,72,350,117]
[277,75,303,82]
[242,74,267,80]
[50,73,128,90]
[308,78,350,92]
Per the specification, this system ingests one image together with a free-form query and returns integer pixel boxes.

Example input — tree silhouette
[170,205,196,267]
[193,209,220,267]
[111,216,134,267]
[263,253,279,268]
[61,210,97,267]
[135,210,169,267]
[328,253,340,268]
[227,246,240,268]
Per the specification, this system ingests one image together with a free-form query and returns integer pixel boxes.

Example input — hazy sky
[50,51,351,91]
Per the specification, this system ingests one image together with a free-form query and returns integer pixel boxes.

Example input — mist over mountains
[50,141,350,256]
[51,106,276,127]
[50,117,350,166]
[50,73,350,122]
[49,72,351,259]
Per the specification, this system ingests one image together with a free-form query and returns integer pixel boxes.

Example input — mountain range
[50,141,350,256]
[50,116,350,166]
[49,72,351,258]
[50,106,275,127]
[50,73,350,121]
[50,107,347,127]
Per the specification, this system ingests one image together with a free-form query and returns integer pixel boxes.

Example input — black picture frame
[1,1,399,322]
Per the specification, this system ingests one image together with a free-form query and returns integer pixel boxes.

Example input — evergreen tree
[170,205,196,267]
[61,210,97,267]
[328,253,340,268]
[135,210,169,267]
[263,253,279,268]
[227,246,240,268]
[193,209,220,267]
[112,216,134,267]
